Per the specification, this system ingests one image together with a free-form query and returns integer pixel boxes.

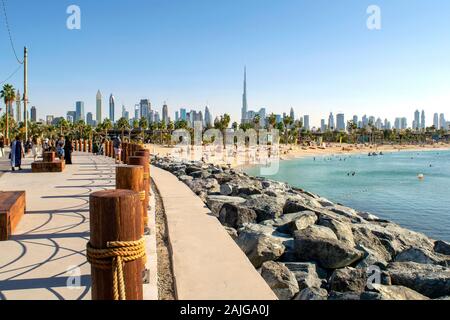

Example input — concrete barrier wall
[151,165,277,300]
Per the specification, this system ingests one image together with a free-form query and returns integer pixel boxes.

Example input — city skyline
[2,1,450,126]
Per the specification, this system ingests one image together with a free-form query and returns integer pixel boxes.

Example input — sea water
[245,150,450,241]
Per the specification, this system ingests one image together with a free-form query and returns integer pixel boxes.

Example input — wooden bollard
[105,141,110,157]
[135,150,151,197]
[88,140,92,153]
[110,141,114,159]
[116,165,145,235]
[88,190,144,300]
[128,156,149,226]
[44,152,56,162]
[83,140,87,152]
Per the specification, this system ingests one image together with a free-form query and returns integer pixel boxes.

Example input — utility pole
[23,47,28,141]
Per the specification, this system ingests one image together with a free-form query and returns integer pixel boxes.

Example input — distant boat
[418,174,425,180]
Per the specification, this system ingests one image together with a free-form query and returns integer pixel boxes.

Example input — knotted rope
[86,238,146,300]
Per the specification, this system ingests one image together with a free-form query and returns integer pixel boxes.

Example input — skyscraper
[180,108,187,121]
[96,90,102,124]
[352,115,358,126]
[328,112,335,130]
[109,94,115,122]
[439,114,446,129]
[421,110,426,130]
[290,107,295,121]
[30,106,37,122]
[320,119,326,132]
[414,110,420,130]
[205,106,213,128]
[86,112,94,126]
[15,90,21,123]
[67,111,76,124]
[303,115,310,131]
[162,103,169,125]
[175,111,179,122]
[336,113,345,131]
[241,67,248,124]
[75,101,85,122]
[140,99,150,120]
[433,113,439,129]
[134,104,140,120]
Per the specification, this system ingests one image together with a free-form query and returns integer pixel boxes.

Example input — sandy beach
[145,142,450,168]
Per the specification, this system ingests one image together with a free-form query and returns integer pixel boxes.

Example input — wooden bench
[0,191,26,241]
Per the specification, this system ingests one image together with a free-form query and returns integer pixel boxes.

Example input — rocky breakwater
[152,156,450,300]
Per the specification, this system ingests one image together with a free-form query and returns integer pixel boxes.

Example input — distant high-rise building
[134,104,140,120]
[75,101,85,122]
[320,119,326,132]
[139,99,150,120]
[433,113,439,129]
[67,111,76,124]
[204,106,213,128]
[109,94,115,122]
[15,90,21,123]
[30,106,37,122]
[439,113,446,129]
[336,114,345,131]
[180,108,187,121]
[46,115,54,125]
[328,112,335,130]
[352,115,358,126]
[241,67,248,124]
[96,90,102,124]
[154,111,160,123]
[421,110,426,129]
[303,115,310,131]
[362,115,368,127]
[258,108,266,128]
[86,112,94,126]
[290,107,295,121]
[375,118,383,130]
[162,103,169,124]
[175,111,179,122]
[413,110,420,130]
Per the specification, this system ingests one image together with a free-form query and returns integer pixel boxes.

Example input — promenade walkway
[151,165,277,300]
[0,152,156,300]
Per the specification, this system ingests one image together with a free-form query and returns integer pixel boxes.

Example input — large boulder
[366,284,429,300]
[318,216,355,246]
[205,195,246,217]
[260,261,299,300]
[294,226,364,269]
[219,183,233,196]
[278,212,318,235]
[243,195,286,222]
[186,178,220,195]
[435,240,450,255]
[394,247,450,266]
[387,262,450,298]
[329,267,367,293]
[219,203,258,229]
[284,262,323,291]
[235,225,286,268]
[294,287,328,300]
[328,291,361,300]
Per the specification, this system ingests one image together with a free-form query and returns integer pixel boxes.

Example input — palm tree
[268,113,277,129]
[57,118,69,136]
[116,117,130,140]
[102,118,113,138]
[139,117,148,140]
[253,114,261,130]
[1,84,16,142]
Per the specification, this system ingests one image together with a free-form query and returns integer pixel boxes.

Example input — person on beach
[10,136,24,171]
[31,136,39,161]
[56,136,65,160]
[64,136,73,165]
[113,136,122,164]
[0,135,4,158]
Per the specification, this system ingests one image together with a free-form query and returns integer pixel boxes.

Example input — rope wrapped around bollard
[86,238,146,300]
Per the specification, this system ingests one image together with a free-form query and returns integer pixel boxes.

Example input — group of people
[0,135,74,171]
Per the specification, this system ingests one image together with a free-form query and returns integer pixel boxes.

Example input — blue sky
[1,0,450,126]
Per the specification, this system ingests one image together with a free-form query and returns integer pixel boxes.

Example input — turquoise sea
[245,150,450,241]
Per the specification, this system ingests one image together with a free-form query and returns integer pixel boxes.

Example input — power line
[0,64,22,85]
[1,0,24,65]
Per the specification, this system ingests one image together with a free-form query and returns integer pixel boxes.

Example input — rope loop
[86,238,146,300]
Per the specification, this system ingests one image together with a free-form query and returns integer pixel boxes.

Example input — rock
[328,291,361,300]
[190,170,211,179]
[355,244,390,269]
[294,226,364,269]
[185,165,202,175]
[435,296,450,300]
[368,284,429,300]
[219,203,258,229]
[260,261,299,300]
[224,227,238,240]
[294,287,328,300]
[236,226,286,268]
[205,195,246,217]
[237,187,262,196]
[330,267,368,293]
[387,262,450,298]
[394,247,450,266]
[178,175,193,183]
[330,205,360,220]
[435,240,450,255]
[318,217,355,246]
[357,212,388,222]
[294,225,338,241]
[283,198,312,214]
[186,178,220,195]
[220,183,233,196]
[243,195,286,222]
[317,198,334,207]
[284,262,323,291]
[279,212,318,235]
[352,226,392,267]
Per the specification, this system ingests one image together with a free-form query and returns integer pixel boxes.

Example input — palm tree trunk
[6,101,10,143]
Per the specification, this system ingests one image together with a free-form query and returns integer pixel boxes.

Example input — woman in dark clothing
[10,136,24,171]
[64,136,73,164]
